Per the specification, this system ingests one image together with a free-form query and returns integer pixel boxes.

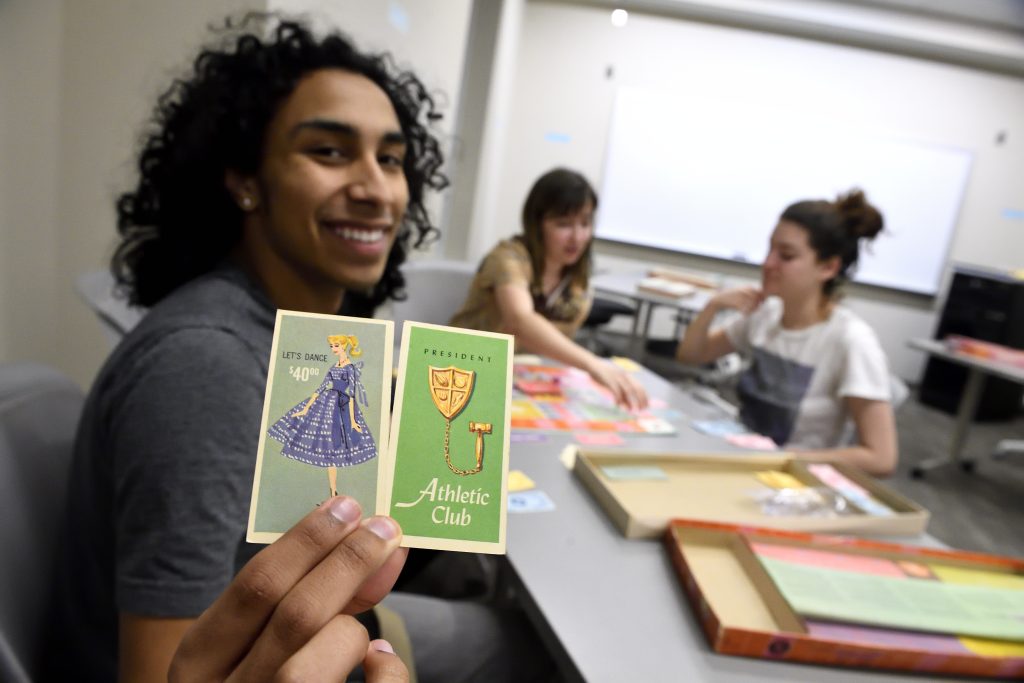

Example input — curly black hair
[112,13,448,310]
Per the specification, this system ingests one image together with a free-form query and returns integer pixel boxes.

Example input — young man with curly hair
[44,15,550,683]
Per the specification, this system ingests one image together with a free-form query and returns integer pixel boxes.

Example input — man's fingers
[171,497,364,682]
[364,640,411,683]
[344,546,409,615]
[272,615,370,683]
[228,516,403,678]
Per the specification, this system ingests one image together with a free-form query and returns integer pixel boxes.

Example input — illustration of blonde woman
[268,334,376,497]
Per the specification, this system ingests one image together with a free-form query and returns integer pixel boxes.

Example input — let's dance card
[248,310,394,543]
[382,321,513,554]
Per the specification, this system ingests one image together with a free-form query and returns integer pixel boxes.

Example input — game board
[511,364,676,434]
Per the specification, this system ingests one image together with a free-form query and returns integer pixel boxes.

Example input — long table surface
[504,365,954,682]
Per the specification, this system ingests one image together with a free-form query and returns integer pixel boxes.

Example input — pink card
[574,432,626,446]
[725,433,778,451]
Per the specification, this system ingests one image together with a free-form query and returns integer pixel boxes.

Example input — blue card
[691,418,747,437]
[508,490,556,513]
[511,432,550,444]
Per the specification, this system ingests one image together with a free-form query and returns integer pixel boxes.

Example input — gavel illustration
[467,421,493,472]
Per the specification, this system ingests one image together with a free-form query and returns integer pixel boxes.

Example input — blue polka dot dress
[268,362,377,467]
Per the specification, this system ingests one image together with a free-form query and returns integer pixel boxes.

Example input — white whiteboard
[597,87,974,295]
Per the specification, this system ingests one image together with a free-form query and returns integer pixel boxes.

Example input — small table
[907,337,1024,476]
[591,271,714,358]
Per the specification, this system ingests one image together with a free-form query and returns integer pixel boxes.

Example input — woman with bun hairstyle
[451,168,647,410]
[676,190,897,475]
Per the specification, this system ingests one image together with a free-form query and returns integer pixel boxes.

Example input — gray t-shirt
[46,266,275,680]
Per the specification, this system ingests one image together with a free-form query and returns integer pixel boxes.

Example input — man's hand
[169,497,408,682]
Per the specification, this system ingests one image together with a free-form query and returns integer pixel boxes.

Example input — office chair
[579,297,635,356]
[389,259,477,330]
[0,362,85,683]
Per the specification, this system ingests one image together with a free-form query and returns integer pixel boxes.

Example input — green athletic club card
[383,321,513,554]
[248,310,394,544]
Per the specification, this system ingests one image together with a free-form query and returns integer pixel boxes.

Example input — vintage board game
[666,519,1024,679]
[248,311,393,543]
[250,313,513,555]
[382,321,513,554]
[511,364,676,434]
[573,448,928,538]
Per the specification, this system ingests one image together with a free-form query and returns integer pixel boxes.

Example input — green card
[248,310,393,543]
[383,321,513,554]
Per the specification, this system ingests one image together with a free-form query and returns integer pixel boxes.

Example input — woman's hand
[586,359,649,412]
[711,286,765,315]
[169,498,408,683]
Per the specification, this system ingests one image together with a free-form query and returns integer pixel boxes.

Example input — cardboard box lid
[572,448,928,538]
[664,519,1024,679]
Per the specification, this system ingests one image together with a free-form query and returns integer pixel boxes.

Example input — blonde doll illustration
[268,334,376,497]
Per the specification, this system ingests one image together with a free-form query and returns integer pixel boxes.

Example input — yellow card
[611,356,642,372]
[507,470,535,492]
[755,470,806,489]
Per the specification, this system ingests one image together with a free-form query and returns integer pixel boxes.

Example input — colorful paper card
[755,547,1024,641]
[248,310,393,543]
[692,418,747,437]
[725,433,778,451]
[508,489,556,513]
[383,321,513,554]
[507,470,536,492]
[575,431,625,446]
[755,470,806,490]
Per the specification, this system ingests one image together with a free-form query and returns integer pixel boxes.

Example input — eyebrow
[290,118,406,145]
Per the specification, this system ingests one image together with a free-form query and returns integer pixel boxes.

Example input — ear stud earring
[241,196,253,210]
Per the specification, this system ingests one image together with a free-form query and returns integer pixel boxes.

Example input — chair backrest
[75,270,147,347]
[0,363,84,682]
[389,260,477,331]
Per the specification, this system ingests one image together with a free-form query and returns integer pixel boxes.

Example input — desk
[505,365,945,682]
[907,337,1024,476]
[592,272,713,358]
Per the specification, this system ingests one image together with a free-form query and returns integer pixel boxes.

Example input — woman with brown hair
[451,168,647,410]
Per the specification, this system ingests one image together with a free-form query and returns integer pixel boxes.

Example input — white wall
[0,0,63,368]
[465,0,1024,381]
[0,0,473,388]
[55,0,261,388]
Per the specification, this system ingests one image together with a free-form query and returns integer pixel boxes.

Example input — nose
[347,154,393,206]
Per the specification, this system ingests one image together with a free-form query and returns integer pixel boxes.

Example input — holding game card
[46,15,551,682]
[249,312,393,543]
[385,322,513,554]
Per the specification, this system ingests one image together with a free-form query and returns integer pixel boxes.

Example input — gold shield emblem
[428,366,475,420]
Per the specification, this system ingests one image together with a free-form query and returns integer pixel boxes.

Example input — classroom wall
[0,0,472,389]
[0,0,63,370]
[464,0,1024,381]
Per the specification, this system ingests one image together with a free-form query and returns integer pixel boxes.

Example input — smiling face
[541,201,594,271]
[234,68,409,309]
[761,220,839,304]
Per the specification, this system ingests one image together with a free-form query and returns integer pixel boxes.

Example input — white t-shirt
[722,297,891,449]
